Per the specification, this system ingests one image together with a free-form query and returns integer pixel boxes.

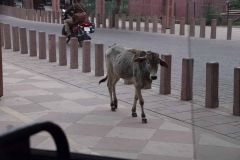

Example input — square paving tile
[138,154,193,160]
[159,121,192,132]
[68,135,102,148]
[92,150,139,160]
[88,107,131,117]
[0,122,23,134]
[4,74,34,79]
[199,115,239,125]
[8,103,49,113]
[117,117,164,129]
[151,130,200,144]
[58,92,96,100]
[12,89,53,97]
[30,81,66,89]
[65,123,114,137]
[3,84,39,91]
[105,127,156,140]
[37,112,85,123]
[168,112,202,121]
[94,137,148,153]
[205,124,240,134]
[73,97,108,106]
[0,97,33,106]
[142,141,194,158]
[3,77,24,84]
[0,115,22,122]
[77,115,123,126]
[39,100,83,110]
[25,95,66,103]
[30,135,49,148]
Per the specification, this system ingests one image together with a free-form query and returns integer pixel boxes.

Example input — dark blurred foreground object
[0,121,126,160]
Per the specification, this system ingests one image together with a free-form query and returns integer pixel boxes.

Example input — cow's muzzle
[151,76,157,80]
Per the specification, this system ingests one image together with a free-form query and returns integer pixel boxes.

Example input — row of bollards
[0,22,239,116]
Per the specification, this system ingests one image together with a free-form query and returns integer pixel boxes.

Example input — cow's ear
[159,58,169,68]
[134,57,147,63]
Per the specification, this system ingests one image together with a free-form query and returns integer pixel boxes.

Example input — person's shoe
[66,32,71,38]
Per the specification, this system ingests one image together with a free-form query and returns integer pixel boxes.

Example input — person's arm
[64,5,74,15]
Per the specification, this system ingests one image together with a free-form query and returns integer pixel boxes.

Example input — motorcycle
[61,9,95,47]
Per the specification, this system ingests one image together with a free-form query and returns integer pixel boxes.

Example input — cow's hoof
[115,105,118,109]
[132,113,137,117]
[111,108,116,112]
[142,118,147,123]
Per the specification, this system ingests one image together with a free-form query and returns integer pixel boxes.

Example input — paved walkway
[1,48,240,159]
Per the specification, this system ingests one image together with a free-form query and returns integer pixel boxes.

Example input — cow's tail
[99,76,108,85]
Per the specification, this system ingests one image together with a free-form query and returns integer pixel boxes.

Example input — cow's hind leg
[131,91,138,117]
[107,75,115,111]
[112,76,120,109]
[136,88,147,123]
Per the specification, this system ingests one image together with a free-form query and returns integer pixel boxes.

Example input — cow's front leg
[131,91,138,117]
[136,88,147,123]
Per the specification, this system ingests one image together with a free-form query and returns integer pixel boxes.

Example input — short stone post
[96,14,100,28]
[48,34,56,62]
[48,11,52,23]
[90,13,94,23]
[52,11,55,23]
[233,68,240,116]
[189,18,195,37]
[82,41,91,72]
[22,8,26,20]
[200,18,206,38]
[170,17,175,34]
[210,19,217,39]
[45,11,48,22]
[179,17,185,35]
[60,12,64,24]
[205,62,219,108]
[227,19,232,40]
[12,26,20,52]
[95,44,104,76]
[41,10,44,22]
[33,9,36,21]
[181,58,194,101]
[160,54,172,94]
[161,16,166,33]
[37,10,41,22]
[19,28,28,54]
[102,14,106,28]
[108,14,113,29]
[59,36,67,66]
[70,38,78,69]
[144,15,149,32]
[0,23,4,47]
[4,24,11,49]
[115,14,119,29]
[29,30,37,57]
[152,16,158,33]
[0,22,2,97]
[136,15,141,31]
[129,14,133,30]
[121,14,126,30]
[39,32,46,59]
[56,11,60,24]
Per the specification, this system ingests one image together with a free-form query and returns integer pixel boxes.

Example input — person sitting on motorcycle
[63,0,86,37]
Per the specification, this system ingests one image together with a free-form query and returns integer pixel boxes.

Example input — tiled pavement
[1,49,240,159]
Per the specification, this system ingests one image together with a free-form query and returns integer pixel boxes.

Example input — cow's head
[134,51,168,80]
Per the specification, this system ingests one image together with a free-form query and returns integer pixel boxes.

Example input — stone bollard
[136,15,141,31]
[205,62,219,108]
[39,32,46,59]
[56,11,60,24]
[179,17,185,35]
[108,14,113,29]
[189,18,195,37]
[0,22,2,97]
[160,54,172,94]
[40,10,44,22]
[210,19,217,39]
[4,24,11,49]
[52,11,55,23]
[161,16,166,33]
[102,14,106,28]
[144,15,149,32]
[82,41,91,72]
[23,8,27,20]
[95,44,104,76]
[19,28,28,54]
[129,14,133,30]
[33,9,37,21]
[233,68,240,116]
[37,10,41,22]
[0,23,4,47]
[96,14,100,28]
[60,12,64,24]
[115,14,119,29]
[12,26,20,52]
[152,16,158,33]
[48,34,56,62]
[70,38,78,69]
[29,30,37,57]
[121,14,126,30]
[44,11,48,22]
[90,13,94,24]
[48,11,52,23]
[170,17,175,34]
[200,18,206,38]
[59,36,67,66]
[227,19,232,40]
[181,58,194,101]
